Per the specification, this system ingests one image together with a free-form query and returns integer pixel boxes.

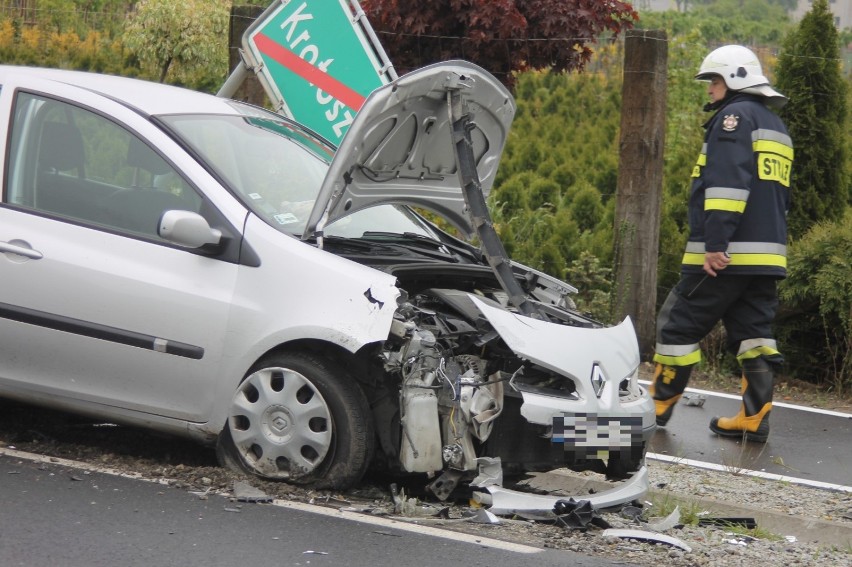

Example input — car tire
[216,351,374,489]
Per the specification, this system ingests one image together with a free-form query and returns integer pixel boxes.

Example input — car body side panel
[223,214,399,357]
[202,213,400,432]
[0,75,255,424]
[0,207,238,422]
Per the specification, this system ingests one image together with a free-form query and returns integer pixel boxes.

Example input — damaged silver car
[0,62,655,507]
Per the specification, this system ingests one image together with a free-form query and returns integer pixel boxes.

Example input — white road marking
[1,447,541,555]
[1,447,160,481]
[639,380,852,418]
[646,452,852,493]
[273,499,542,554]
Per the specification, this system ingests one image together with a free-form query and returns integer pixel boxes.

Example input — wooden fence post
[613,29,667,360]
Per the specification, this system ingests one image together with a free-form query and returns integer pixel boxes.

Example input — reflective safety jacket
[684,93,793,278]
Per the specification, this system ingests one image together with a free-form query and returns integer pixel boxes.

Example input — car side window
[6,92,203,238]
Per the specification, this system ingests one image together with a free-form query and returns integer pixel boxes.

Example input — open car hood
[305,60,515,239]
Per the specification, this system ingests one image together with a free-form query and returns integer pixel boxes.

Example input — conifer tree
[774,0,850,239]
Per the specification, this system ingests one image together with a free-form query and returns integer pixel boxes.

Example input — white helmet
[696,45,787,107]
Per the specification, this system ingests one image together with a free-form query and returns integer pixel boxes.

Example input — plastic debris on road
[233,480,273,503]
[602,528,692,552]
[682,393,707,407]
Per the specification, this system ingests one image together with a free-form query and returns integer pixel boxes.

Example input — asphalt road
[0,454,636,567]
[646,387,852,488]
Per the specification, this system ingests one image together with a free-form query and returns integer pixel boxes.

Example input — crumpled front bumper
[469,295,657,461]
[473,465,649,519]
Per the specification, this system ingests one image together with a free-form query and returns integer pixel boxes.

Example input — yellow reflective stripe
[753,140,794,160]
[682,252,786,268]
[705,198,746,213]
[682,252,704,265]
[654,351,702,366]
[727,253,787,268]
[737,345,781,363]
[738,338,778,355]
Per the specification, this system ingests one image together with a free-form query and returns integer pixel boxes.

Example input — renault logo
[590,364,606,398]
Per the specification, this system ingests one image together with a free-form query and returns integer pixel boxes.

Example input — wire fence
[1,4,850,74]
[0,3,130,32]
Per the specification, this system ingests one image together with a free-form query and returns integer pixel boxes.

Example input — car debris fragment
[309,495,352,509]
[470,457,503,488]
[390,483,445,517]
[461,508,501,524]
[682,393,707,407]
[233,480,273,503]
[472,466,649,519]
[601,528,692,552]
[620,505,644,521]
[552,498,611,530]
[646,506,681,532]
[724,534,757,546]
[190,487,212,500]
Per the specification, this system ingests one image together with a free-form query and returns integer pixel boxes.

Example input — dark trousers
[656,273,780,360]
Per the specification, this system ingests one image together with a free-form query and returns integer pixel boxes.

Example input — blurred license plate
[552,413,643,460]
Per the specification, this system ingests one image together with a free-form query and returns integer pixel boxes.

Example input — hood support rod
[448,88,541,319]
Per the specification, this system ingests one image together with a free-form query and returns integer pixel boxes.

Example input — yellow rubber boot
[650,363,693,427]
[709,357,774,443]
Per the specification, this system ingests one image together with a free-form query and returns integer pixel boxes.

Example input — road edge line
[273,499,542,554]
[647,452,852,493]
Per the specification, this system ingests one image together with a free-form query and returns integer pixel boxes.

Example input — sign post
[219,0,395,144]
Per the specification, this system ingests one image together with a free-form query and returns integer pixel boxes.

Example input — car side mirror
[159,210,222,249]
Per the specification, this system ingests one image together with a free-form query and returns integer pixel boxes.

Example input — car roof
[0,63,514,243]
[0,65,240,117]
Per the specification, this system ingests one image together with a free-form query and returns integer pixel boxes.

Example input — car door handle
[0,239,44,260]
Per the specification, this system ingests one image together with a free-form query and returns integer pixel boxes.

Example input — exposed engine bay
[350,265,651,501]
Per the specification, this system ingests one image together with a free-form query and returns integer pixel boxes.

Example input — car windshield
[160,111,331,237]
[160,109,436,240]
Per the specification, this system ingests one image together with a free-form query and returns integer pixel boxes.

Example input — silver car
[0,62,655,504]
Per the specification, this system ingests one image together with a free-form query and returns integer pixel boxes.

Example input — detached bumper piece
[472,465,649,520]
[601,528,692,552]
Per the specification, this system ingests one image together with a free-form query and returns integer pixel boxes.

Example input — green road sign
[242,0,395,143]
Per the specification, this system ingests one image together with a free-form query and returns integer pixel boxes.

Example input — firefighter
[651,45,793,443]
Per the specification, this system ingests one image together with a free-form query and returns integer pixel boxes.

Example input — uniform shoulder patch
[721,114,739,132]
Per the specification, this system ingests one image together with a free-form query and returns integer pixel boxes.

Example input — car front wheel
[216,352,374,489]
